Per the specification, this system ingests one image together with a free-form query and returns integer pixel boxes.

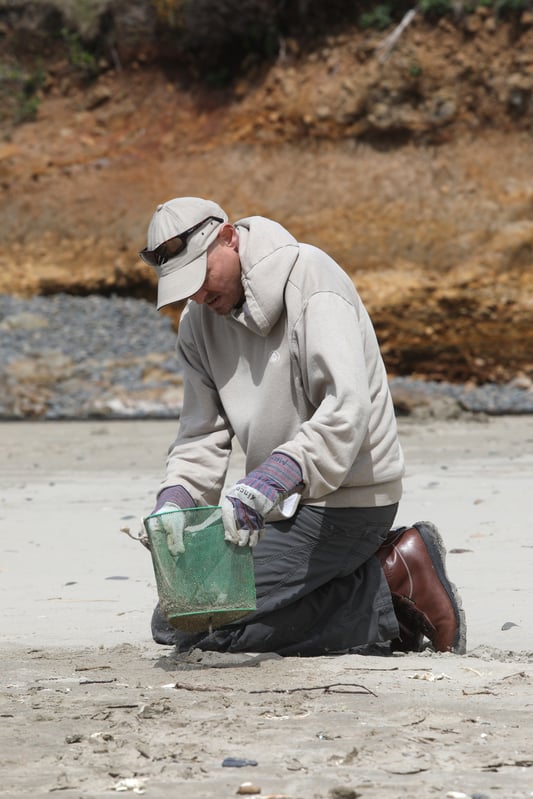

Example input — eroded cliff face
[1,2,532,383]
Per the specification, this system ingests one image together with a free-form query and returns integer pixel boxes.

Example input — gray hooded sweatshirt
[161,216,404,513]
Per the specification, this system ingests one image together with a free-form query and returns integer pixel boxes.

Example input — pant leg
[152,503,399,655]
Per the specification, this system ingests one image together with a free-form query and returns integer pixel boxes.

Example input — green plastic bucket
[143,505,256,633]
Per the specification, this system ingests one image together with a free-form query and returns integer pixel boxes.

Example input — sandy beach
[1,415,533,798]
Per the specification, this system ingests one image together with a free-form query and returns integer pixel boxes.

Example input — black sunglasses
[139,215,224,268]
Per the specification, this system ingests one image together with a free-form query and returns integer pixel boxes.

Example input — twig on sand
[250,682,377,696]
[173,682,227,692]
[170,681,376,697]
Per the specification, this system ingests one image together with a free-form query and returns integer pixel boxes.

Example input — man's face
[189,226,244,315]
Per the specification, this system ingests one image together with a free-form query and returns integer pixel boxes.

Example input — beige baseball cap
[141,197,228,309]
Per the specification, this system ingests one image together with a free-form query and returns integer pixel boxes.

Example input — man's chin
[207,295,241,315]
[209,302,231,316]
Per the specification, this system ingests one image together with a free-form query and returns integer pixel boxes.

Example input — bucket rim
[145,504,221,520]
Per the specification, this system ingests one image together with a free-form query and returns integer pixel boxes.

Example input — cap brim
[156,251,208,309]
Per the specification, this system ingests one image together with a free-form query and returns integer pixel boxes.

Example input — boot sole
[413,521,467,655]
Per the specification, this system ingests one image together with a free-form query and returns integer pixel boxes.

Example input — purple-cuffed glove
[152,485,196,514]
[147,485,196,558]
[222,452,303,547]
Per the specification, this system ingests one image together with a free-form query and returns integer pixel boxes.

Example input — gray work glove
[222,452,303,547]
[149,502,187,557]
[145,485,195,558]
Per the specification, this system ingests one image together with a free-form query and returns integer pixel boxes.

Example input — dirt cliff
[1,3,532,384]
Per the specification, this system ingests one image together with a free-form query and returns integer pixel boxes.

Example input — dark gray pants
[151,504,399,656]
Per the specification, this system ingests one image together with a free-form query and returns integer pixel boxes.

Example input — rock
[237,783,261,795]
[508,373,533,391]
[83,85,113,111]
[0,312,48,331]
[65,734,83,744]
[6,352,75,384]
[329,788,361,799]
[464,14,483,34]
[427,92,457,125]
[390,384,464,421]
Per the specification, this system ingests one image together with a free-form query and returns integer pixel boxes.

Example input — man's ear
[218,223,237,247]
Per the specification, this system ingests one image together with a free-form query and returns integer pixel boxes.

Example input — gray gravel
[0,293,176,368]
[0,293,532,419]
[390,376,533,415]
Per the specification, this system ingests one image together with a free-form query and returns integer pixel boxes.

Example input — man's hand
[150,502,187,557]
[146,485,195,558]
[222,452,303,547]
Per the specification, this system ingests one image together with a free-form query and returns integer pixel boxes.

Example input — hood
[233,216,299,336]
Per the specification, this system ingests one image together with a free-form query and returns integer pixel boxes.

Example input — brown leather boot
[377,521,467,654]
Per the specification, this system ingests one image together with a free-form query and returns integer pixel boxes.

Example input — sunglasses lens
[139,250,159,267]
[139,235,186,267]
[162,235,186,260]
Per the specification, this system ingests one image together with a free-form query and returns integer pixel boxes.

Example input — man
[139,196,466,656]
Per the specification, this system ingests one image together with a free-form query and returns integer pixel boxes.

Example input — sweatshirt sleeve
[276,289,379,499]
[160,316,233,507]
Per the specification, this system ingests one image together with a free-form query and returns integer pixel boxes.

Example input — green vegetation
[417,0,453,17]
[0,63,45,124]
[360,4,395,30]
[60,27,98,78]
[495,0,531,11]
[357,0,532,28]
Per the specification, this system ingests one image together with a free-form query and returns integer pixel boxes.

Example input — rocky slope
[1,1,532,387]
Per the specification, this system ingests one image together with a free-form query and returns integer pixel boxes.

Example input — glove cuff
[267,452,304,492]
[153,485,195,513]
[240,452,303,504]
